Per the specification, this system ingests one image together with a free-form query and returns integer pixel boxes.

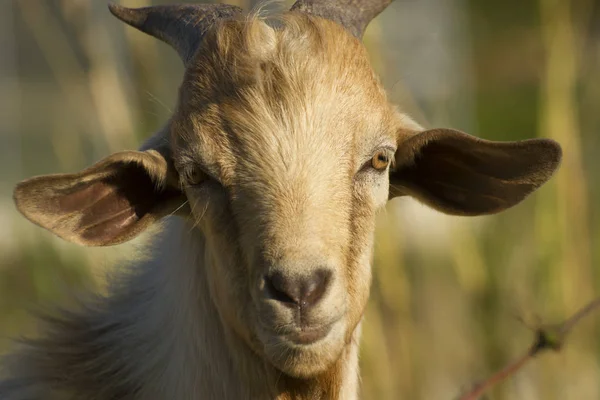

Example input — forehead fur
[172,13,398,188]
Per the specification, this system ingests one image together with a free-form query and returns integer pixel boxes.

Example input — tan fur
[2,11,561,400]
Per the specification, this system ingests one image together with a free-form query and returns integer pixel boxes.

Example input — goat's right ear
[13,150,186,246]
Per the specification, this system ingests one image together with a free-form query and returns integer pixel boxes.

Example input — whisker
[188,199,210,233]
[168,200,189,217]
[146,90,172,113]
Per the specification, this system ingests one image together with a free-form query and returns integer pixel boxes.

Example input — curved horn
[290,0,392,39]
[108,3,243,66]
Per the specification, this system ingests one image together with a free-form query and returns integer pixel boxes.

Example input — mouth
[281,323,333,345]
[258,319,346,377]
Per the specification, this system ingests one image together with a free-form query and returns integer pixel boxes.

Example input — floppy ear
[389,128,562,216]
[13,148,186,246]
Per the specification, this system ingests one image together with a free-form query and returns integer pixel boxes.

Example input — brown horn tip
[108,3,147,28]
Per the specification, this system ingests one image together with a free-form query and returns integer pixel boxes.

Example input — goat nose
[265,269,331,310]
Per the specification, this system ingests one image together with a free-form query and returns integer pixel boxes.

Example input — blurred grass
[1,1,599,399]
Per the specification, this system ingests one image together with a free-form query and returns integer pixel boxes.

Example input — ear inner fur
[13,152,186,246]
[390,128,562,215]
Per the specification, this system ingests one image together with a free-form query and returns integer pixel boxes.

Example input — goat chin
[260,319,348,378]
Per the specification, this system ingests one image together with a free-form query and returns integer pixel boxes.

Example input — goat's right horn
[108,3,243,67]
[290,0,392,39]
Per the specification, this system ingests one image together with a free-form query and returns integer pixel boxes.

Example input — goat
[0,1,562,399]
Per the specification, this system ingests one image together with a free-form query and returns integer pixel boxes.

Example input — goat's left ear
[389,128,562,215]
[14,149,186,246]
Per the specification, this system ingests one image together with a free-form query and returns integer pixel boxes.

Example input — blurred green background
[1,0,599,399]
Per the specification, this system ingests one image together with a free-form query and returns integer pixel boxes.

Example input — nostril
[265,271,299,305]
[302,269,331,308]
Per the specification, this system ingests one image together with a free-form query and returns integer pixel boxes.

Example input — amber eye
[371,150,391,171]
[185,168,206,186]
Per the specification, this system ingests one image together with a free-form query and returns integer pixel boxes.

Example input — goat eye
[185,168,206,186]
[371,150,391,171]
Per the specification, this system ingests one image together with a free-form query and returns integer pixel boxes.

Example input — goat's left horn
[108,3,243,66]
[290,0,392,39]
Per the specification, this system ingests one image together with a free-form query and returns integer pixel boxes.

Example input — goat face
[13,5,562,380]
[171,17,396,377]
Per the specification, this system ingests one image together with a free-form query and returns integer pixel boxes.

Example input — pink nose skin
[264,269,332,312]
